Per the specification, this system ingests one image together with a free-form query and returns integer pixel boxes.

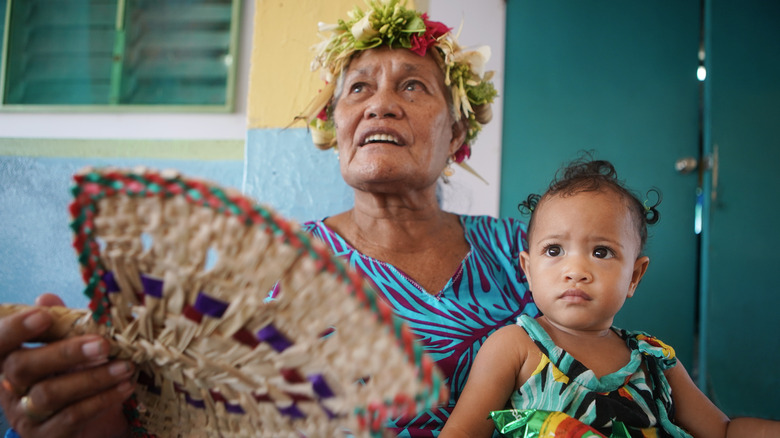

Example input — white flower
[453,46,491,78]
[351,11,378,41]
[320,69,335,84]
[317,22,339,33]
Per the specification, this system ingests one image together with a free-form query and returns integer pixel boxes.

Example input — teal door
[501,1,701,368]
[501,0,779,419]
[701,0,780,418]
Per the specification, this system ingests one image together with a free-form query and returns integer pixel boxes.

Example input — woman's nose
[364,88,402,119]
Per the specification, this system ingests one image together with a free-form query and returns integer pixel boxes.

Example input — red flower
[453,143,471,163]
[410,15,451,57]
[425,17,451,39]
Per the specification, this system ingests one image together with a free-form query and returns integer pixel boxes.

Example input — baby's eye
[543,245,562,257]
[593,247,614,259]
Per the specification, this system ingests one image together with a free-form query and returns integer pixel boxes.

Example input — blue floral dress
[273,215,538,436]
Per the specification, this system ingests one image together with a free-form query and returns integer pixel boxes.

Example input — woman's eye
[543,245,562,257]
[404,81,424,92]
[593,247,614,259]
[349,83,365,94]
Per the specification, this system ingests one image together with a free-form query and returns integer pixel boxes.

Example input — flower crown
[297,0,497,167]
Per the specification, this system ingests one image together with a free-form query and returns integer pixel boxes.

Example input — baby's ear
[628,256,650,297]
[519,251,532,289]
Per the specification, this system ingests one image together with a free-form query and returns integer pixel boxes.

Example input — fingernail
[22,311,48,330]
[108,361,132,377]
[81,340,105,359]
[116,381,134,395]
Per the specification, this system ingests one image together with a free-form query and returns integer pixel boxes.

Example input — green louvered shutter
[0,0,7,78]
[2,0,238,110]
[4,0,117,105]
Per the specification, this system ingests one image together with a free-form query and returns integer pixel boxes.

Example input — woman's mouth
[360,132,405,146]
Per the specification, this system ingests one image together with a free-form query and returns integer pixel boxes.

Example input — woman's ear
[627,256,650,298]
[449,118,468,156]
[519,251,532,290]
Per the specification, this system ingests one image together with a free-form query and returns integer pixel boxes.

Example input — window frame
[0,0,242,113]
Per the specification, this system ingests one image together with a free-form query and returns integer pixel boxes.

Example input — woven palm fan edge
[68,166,446,436]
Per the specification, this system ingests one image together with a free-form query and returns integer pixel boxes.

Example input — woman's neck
[340,189,449,250]
[324,192,470,294]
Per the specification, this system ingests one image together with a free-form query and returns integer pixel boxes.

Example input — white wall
[429,0,505,216]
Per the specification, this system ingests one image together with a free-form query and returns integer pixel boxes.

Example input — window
[0,0,240,111]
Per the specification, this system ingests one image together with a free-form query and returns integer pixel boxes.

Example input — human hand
[0,294,135,438]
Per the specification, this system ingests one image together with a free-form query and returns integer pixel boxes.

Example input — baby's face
[519,189,648,333]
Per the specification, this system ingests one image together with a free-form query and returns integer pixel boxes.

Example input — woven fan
[0,167,447,437]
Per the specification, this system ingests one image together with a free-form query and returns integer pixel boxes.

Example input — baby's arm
[667,360,780,437]
[441,324,530,438]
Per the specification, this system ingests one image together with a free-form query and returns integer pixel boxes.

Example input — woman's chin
[347,173,433,194]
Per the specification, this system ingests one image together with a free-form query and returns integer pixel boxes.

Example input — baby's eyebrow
[589,236,625,249]
[535,233,566,242]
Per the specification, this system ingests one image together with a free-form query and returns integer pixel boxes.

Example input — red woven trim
[123,396,156,438]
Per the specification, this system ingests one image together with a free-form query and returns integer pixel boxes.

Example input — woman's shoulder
[300,219,327,241]
[299,218,353,255]
[300,219,322,233]
[458,214,528,250]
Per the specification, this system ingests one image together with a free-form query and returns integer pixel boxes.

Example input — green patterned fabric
[510,315,692,437]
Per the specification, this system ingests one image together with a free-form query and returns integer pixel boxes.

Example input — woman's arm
[0,295,135,438]
[441,324,530,438]
[667,360,780,438]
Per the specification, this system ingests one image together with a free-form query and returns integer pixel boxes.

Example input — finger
[5,380,134,438]
[1,374,27,398]
[20,394,54,423]
[0,308,52,359]
[3,335,111,393]
[35,294,66,308]
[30,359,135,416]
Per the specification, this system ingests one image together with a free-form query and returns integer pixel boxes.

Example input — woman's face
[332,47,465,194]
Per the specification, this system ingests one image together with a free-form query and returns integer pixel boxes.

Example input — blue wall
[243,128,353,223]
[0,156,243,308]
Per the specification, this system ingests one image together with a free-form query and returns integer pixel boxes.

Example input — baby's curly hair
[519,155,661,253]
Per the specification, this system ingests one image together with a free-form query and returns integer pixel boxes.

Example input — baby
[441,157,780,437]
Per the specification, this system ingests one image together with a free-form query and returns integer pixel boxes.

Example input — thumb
[35,293,66,307]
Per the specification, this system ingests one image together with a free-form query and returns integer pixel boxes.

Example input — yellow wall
[248,0,420,129]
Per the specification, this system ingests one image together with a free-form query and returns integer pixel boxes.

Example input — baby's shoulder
[489,321,546,388]
[490,322,529,341]
[483,322,539,362]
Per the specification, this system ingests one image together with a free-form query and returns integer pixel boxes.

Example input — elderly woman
[0,1,537,437]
